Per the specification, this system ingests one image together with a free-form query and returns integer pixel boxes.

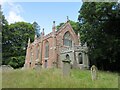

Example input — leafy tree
[1,11,9,65]
[57,20,80,34]
[57,22,64,30]
[0,5,2,65]
[78,2,120,72]
[69,21,80,34]
[33,22,41,37]
[2,21,35,68]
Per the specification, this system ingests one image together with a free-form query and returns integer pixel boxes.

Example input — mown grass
[2,68,118,88]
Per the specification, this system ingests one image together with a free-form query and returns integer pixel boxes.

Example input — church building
[24,19,89,69]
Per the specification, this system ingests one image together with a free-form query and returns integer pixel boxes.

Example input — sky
[1,1,82,35]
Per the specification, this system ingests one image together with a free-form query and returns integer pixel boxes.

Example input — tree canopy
[57,20,80,34]
[2,13,35,68]
[78,2,120,72]
[33,21,41,37]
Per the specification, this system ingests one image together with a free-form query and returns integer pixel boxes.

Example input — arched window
[66,54,70,60]
[45,41,49,58]
[30,49,33,63]
[63,31,72,47]
[36,48,39,59]
[78,53,83,64]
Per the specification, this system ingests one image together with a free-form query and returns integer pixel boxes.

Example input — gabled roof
[56,21,77,36]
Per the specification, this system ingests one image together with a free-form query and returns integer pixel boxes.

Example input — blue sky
[2,2,82,34]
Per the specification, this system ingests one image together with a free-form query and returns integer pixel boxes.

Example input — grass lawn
[2,68,118,88]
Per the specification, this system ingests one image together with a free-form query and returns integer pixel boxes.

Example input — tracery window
[63,31,72,47]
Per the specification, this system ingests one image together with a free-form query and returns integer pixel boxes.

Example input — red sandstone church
[24,19,89,69]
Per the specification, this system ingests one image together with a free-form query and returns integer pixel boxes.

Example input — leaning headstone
[62,59,71,76]
[91,65,98,81]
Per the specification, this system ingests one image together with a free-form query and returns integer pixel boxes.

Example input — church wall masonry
[24,19,89,69]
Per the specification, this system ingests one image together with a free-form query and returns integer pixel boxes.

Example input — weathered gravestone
[62,59,71,76]
[53,61,57,68]
[91,65,98,81]
[34,62,42,70]
[1,65,13,71]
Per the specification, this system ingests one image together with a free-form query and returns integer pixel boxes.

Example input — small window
[66,54,70,60]
[78,53,83,64]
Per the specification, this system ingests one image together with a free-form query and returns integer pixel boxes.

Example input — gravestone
[62,59,71,76]
[53,61,57,68]
[1,65,13,71]
[91,65,98,81]
[72,60,78,69]
[34,62,42,70]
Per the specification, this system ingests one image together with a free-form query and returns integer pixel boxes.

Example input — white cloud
[4,2,25,24]
[0,0,4,6]
[7,11,24,24]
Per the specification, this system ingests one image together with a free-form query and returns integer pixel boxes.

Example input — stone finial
[42,28,45,36]
[78,32,80,38]
[52,21,56,32]
[53,21,55,27]
[67,16,69,22]
[34,34,37,43]
[53,21,55,24]
[34,34,37,39]
[28,38,30,47]
[84,42,87,47]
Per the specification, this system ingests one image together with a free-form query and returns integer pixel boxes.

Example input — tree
[2,21,35,68]
[57,22,64,30]
[1,10,9,65]
[33,22,41,37]
[78,2,120,72]
[0,5,3,65]
[57,20,80,34]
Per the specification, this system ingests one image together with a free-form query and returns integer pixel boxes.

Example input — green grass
[0,69,2,89]
[2,68,118,88]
